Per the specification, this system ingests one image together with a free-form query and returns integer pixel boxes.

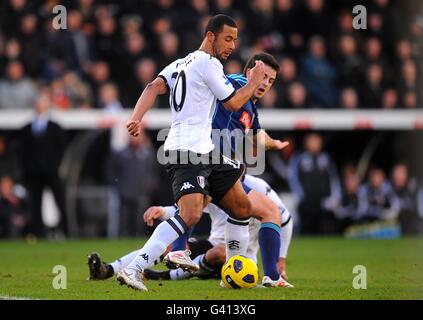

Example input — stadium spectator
[93,10,121,68]
[21,92,68,238]
[300,36,337,108]
[123,57,158,108]
[224,59,243,74]
[118,31,150,96]
[98,82,123,112]
[18,13,44,78]
[0,175,29,238]
[0,60,37,110]
[211,0,235,16]
[87,60,111,106]
[59,9,94,74]
[260,87,278,109]
[3,38,23,68]
[288,133,341,234]
[299,0,331,41]
[50,77,72,110]
[285,81,309,109]
[396,39,414,63]
[398,59,419,104]
[403,90,418,108]
[382,88,399,109]
[333,166,359,231]
[245,0,276,42]
[335,34,362,88]
[157,31,181,71]
[107,131,160,237]
[275,0,303,54]
[362,63,384,108]
[357,167,401,222]
[0,135,20,180]
[62,70,94,109]
[275,56,299,108]
[340,87,359,109]
[391,164,421,234]
[265,136,296,193]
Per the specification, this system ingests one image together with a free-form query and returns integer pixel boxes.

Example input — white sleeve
[202,58,235,102]
[158,60,178,89]
[280,215,293,259]
[160,205,178,221]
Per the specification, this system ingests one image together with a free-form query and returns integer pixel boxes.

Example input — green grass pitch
[0,237,422,300]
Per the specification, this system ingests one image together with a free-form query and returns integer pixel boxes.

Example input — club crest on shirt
[239,111,252,129]
[197,176,205,189]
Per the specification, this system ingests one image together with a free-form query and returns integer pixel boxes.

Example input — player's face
[212,25,238,61]
[247,63,277,100]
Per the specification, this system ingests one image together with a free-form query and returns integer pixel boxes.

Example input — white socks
[126,216,188,272]
[225,217,250,261]
[110,250,138,274]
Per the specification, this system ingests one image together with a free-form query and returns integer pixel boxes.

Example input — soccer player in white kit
[86,175,293,284]
[120,15,266,291]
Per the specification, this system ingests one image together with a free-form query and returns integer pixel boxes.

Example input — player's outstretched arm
[223,61,265,112]
[253,130,290,151]
[127,77,168,137]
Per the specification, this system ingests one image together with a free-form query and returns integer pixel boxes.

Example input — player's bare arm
[257,130,290,151]
[223,61,266,112]
[127,77,168,137]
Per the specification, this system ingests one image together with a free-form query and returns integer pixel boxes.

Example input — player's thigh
[218,179,252,220]
[248,190,281,225]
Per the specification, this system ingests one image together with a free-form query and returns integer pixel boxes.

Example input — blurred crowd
[0,0,422,111]
[262,133,423,235]
[1,125,422,237]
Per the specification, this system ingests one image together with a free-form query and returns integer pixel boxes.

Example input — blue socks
[258,222,281,281]
[171,227,193,251]
[172,232,188,251]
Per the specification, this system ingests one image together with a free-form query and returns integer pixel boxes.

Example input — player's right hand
[143,206,165,227]
[126,119,142,137]
[250,60,265,84]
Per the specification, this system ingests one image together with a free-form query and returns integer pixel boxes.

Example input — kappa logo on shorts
[197,176,205,189]
[180,182,195,191]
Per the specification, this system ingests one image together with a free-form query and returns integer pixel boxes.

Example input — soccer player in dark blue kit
[211,53,292,286]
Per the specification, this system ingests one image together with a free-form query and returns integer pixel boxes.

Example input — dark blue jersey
[211,74,261,154]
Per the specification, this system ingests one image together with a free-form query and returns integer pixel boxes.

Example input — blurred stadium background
[0,0,423,240]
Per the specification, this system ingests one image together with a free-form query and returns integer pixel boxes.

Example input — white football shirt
[159,50,235,154]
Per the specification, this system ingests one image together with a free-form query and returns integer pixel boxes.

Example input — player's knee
[214,245,226,266]
[179,209,202,227]
[267,203,282,225]
[231,198,252,220]
[206,245,226,267]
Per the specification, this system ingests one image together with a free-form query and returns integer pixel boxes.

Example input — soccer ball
[221,255,258,289]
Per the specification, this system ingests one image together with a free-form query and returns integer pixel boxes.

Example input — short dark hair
[243,53,280,75]
[204,14,237,36]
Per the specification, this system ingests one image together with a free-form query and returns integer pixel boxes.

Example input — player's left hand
[126,119,142,137]
[273,140,290,150]
[143,206,165,227]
